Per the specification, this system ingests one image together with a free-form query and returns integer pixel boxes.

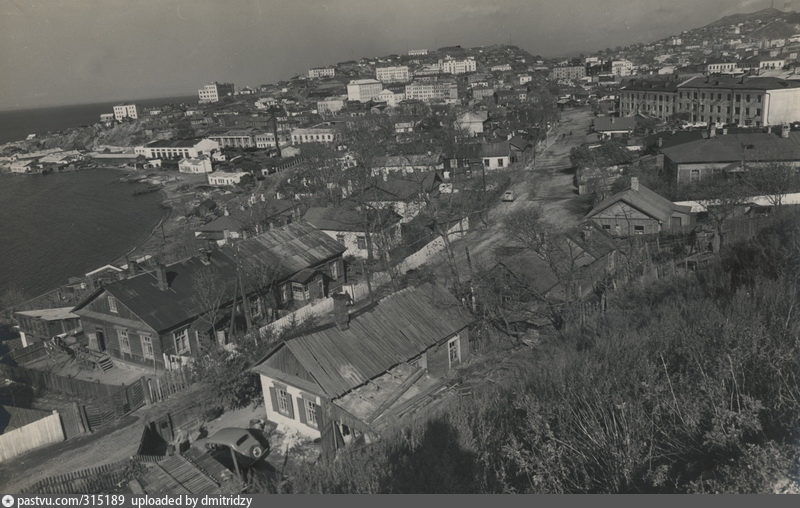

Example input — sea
[0,96,196,300]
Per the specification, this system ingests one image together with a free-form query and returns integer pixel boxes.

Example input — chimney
[581,225,592,241]
[332,292,350,331]
[126,257,137,277]
[630,176,640,191]
[657,137,663,148]
[782,123,790,138]
[155,262,168,291]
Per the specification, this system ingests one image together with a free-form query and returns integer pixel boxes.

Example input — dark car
[205,428,268,461]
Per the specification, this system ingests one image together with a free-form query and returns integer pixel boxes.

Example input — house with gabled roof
[585,177,693,236]
[356,172,441,222]
[251,283,473,455]
[303,206,402,259]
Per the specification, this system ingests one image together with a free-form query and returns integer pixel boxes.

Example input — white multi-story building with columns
[439,56,477,75]
[346,79,383,102]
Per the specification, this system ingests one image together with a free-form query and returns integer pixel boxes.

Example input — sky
[0,0,778,110]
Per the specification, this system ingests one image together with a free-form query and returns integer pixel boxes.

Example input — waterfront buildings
[347,79,384,102]
[178,155,213,174]
[308,67,336,79]
[207,171,250,186]
[376,65,410,83]
[198,82,235,103]
[134,138,220,159]
[113,104,138,121]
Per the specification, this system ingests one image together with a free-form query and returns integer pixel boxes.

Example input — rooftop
[661,131,800,164]
[678,76,800,90]
[15,307,79,321]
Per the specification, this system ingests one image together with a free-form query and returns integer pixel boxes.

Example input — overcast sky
[0,0,774,110]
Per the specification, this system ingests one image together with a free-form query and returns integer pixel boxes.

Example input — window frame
[118,328,131,355]
[447,336,461,368]
[277,388,291,416]
[141,334,154,360]
[108,295,118,314]
[304,399,318,428]
[173,328,190,355]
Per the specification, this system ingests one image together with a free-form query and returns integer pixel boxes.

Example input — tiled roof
[254,284,473,397]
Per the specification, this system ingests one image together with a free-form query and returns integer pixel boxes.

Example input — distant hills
[706,7,785,27]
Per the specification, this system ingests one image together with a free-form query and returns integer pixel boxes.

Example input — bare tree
[745,161,800,208]
[192,262,231,348]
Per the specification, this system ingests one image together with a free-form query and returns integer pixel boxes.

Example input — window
[634,225,645,235]
[141,334,154,360]
[357,236,367,250]
[108,296,118,314]
[448,337,461,368]
[304,399,318,427]
[601,224,611,230]
[690,169,701,183]
[497,158,504,167]
[330,261,339,280]
[118,328,131,354]
[173,328,190,355]
[757,95,762,103]
[277,388,292,417]
[483,158,490,167]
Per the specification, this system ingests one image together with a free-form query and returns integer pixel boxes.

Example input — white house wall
[259,374,321,440]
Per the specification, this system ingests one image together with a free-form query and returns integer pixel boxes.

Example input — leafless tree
[192,262,231,348]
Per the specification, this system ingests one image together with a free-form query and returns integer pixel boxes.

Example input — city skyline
[0,0,777,110]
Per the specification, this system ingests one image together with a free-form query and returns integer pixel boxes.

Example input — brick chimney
[155,262,168,291]
[332,292,351,331]
[630,176,640,191]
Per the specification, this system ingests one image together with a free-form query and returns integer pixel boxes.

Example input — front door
[95,328,106,351]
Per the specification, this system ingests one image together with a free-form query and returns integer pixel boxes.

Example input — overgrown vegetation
[269,213,800,493]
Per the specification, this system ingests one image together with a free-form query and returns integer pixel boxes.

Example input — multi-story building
[675,76,800,127]
[255,131,291,149]
[376,89,405,107]
[317,95,347,115]
[346,79,384,102]
[291,125,341,145]
[207,171,249,186]
[490,64,512,72]
[308,67,336,79]
[550,65,586,81]
[112,104,138,121]
[207,129,258,148]
[611,59,634,77]
[134,138,220,160]
[618,79,680,120]
[198,82,235,103]
[707,61,741,74]
[439,56,477,75]
[408,49,428,56]
[376,65,410,83]
[404,79,458,103]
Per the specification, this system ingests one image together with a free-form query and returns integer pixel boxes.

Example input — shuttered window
[118,328,131,354]
[272,386,295,419]
[448,336,461,368]
[141,334,154,360]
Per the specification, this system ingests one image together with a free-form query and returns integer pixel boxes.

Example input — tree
[689,174,751,252]
[745,161,800,208]
[192,261,232,348]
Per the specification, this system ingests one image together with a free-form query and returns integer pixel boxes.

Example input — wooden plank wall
[0,410,65,463]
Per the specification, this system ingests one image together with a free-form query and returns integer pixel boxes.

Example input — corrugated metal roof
[259,284,472,398]
[227,221,345,281]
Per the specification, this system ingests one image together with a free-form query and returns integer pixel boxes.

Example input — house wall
[589,201,661,236]
[259,374,322,439]
[425,330,470,378]
[765,88,800,126]
[320,227,401,259]
[482,156,511,170]
[0,410,65,463]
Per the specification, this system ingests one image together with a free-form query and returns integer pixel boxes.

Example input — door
[95,327,106,351]
[670,216,682,230]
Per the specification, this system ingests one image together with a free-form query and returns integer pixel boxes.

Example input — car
[502,190,516,202]
[205,427,268,461]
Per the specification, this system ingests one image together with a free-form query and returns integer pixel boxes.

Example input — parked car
[205,428,268,461]
[502,190,516,202]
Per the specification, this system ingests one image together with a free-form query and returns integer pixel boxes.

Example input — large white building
[404,80,458,103]
[112,104,138,121]
[611,60,634,77]
[178,155,212,174]
[376,89,405,107]
[207,171,249,186]
[198,82,235,103]
[408,49,428,56]
[439,56,477,75]
[307,67,336,79]
[376,65,410,83]
[134,138,220,160]
[347,79,384,102]
[291,125,341,145]
[317,95,347,115]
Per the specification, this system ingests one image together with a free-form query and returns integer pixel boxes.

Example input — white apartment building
[376,89,405,107]
[317,95,347,115]
[100,113,114,124]
[308,67,336,79]
[347,79,383,102]
[408,49,428,56]
[178,156,212,174]
[707,62,741,74]
[404,80,458,103]
[611,60,634,77]
[439,57,477,75]
[198,82,235,103]
[291,125,341,145]
[134,138,220,159]
[491,64,512,72]
[207,172,249,186]
[113,104,138,121]
[255,131,291,149]
[376,65,410,83]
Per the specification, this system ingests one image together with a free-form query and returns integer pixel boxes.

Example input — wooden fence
[20,455,163,494]
[0,410,65,463]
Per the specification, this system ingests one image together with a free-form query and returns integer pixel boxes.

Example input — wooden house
[251,284,473,456]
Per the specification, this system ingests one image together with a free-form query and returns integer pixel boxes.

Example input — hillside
[706,7,784,27]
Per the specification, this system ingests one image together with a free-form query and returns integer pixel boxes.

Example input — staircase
[73,345,114,371]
